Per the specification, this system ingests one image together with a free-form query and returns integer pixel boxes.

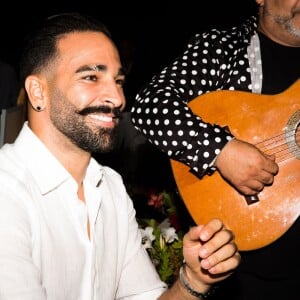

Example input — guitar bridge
[245,195,259,205]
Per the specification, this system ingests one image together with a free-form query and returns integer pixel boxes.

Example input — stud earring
[36,106,41,111]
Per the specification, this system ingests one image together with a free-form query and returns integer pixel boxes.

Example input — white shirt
[0,122,166,300]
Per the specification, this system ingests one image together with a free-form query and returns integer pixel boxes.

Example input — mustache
[77,105,122,119]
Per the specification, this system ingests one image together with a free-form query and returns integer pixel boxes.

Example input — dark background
[0,0,257,106]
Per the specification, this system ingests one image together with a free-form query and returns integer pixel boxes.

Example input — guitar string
[258,132,300,161]
[259,137,300,162]
[254,127,300,163]
[260,138,299,161]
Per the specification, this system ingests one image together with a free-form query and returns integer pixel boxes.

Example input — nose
[102,81,126,111]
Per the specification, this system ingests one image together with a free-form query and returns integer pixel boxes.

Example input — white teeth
[90,114,113,122]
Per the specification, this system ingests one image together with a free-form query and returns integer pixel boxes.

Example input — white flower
[159,218,179,244]
[140,226,155,249]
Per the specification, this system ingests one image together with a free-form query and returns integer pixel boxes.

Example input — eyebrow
[76,64,125,76]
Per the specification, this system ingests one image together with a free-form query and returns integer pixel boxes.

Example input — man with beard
[131,0,300,299]
[0,13,240,300]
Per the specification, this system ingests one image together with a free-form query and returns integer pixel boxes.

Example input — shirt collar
[14,122,103,195]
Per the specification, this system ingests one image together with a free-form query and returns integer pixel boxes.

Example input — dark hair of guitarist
[131,0,300,299]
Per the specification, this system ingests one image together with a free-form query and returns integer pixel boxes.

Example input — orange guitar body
[170,80,300,251]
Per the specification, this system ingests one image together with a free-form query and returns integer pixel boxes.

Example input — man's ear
[25,75,47,111]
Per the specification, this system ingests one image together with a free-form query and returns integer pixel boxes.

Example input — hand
[214,138,279,195]
[182,219,240,291]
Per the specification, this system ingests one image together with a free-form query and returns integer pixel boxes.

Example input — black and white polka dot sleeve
[131,29,247,178]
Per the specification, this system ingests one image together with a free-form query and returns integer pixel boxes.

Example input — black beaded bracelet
[179,264,217,299]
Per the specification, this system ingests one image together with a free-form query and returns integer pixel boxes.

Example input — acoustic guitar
[170,80,300,251]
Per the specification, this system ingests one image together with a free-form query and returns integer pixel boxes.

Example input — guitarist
[131,0,300,299]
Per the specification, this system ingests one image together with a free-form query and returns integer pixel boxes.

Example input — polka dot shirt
[131,16,258,178]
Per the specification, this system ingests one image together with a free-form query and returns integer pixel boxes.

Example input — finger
[201,243,241,274]
[262,154,279,175]
[198,228,235,259]
[206,252,241,275]
[241,170,275,193]
[258,170,275,185]
[237,185,259,196]
[185,219,223,244]
[198,218,224,242]
[245,180,265,193]
[238,179,266,195]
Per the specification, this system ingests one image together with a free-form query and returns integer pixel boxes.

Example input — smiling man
[0,13,240,300]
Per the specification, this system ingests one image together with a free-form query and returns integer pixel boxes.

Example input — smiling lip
[88,113,115,127]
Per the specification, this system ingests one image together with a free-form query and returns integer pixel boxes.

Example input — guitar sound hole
[296,123,300,148]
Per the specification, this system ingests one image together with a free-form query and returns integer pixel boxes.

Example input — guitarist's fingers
[215,138,278,195]
[238,166,276,194]
[244,168,277,193]
[231,183,260,195]
[258,169,276,185]
[238,180,265,195]
[262,153,279,175]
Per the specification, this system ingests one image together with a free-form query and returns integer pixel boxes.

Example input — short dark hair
[19,12,112,87]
